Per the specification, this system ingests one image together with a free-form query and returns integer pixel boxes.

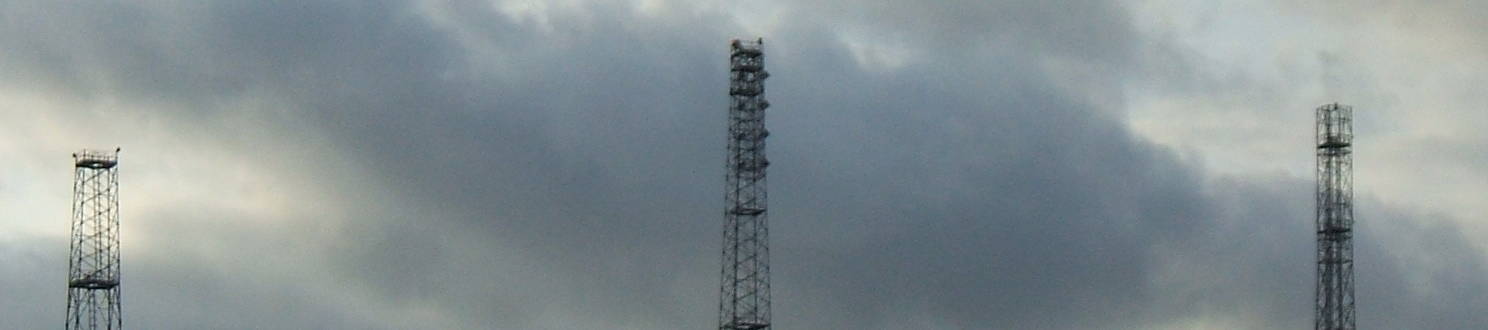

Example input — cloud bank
[1,1,1485,329]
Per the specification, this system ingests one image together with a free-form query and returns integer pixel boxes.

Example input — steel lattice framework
[1314,104,1355,330]
[719,38,772,330]
[66,149,122,330]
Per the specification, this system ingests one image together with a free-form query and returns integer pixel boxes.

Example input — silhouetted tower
[66,148,122,330]
[1315,104,1354,330]
[719,38,772,330]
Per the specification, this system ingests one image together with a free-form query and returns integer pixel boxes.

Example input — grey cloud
[2,1,1486,329]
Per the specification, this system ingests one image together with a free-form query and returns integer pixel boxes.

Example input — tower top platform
[73,148,120,169]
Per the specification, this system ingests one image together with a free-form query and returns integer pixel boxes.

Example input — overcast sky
[2,1,1486,329]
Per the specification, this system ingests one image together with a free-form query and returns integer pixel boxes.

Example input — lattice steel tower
[719,38,772,330]
[1314,104,1354,330]
[66,148,122,330]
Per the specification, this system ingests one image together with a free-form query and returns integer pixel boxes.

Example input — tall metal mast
[66,148,123,330]
[719,38,772,330]
[1315,104,1355,330]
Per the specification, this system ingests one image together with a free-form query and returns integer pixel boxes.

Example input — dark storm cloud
[273,1,1201,328]
[1156,176,1488,328]
[3,0,1487,329]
